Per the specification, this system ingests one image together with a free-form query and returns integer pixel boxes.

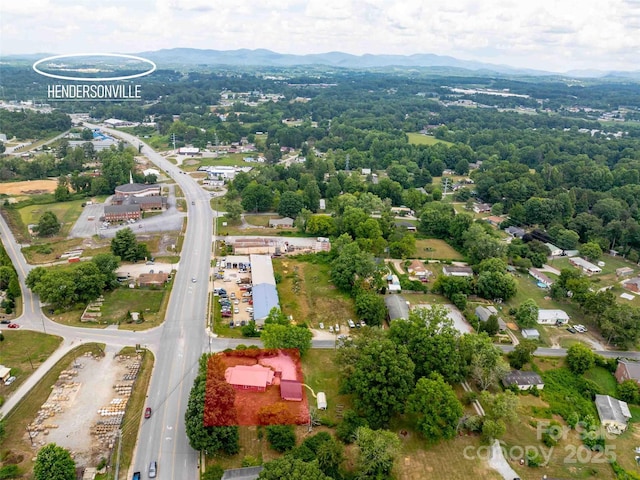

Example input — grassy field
[182,153,257,170]
[18,198,86,236]
[0,331,63,399]
[50,287,168,330]
[302,349,353,424]
[273,257,356,327]
[415,238,465,261]
[0,343,105,477]
[407,132,454,147]
[21,238,85,263]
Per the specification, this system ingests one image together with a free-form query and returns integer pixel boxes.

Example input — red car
[144,407,152,419]
[7,323,19,329]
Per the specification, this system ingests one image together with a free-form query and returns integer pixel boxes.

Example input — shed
[521,328,540,340]
[280,379,303,402]
[317,392,327,410]
[616,267,634,278]
[0,366,10,382]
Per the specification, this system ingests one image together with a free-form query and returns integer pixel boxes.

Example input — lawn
[0,343,105,476]
[0,331,63,398]
[50,287,168,330]
[272,257,356,328]
[18,198,86,236]
[21,238,85,264]
[415,238,465,261]
[182,153,261,170]
[302,349,353,424]
[583,366,617,396]
[407,132,454,147]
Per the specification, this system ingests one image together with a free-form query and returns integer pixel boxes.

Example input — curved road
[1,125,639,480]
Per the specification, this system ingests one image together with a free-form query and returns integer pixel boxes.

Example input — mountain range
[7,48,640,78]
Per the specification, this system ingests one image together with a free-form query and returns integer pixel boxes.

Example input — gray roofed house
[505,226,525,238]
[221,466,264,480]
[502,370,544,390]
[595,394,632,434]
[268,217,295,228]
[442,265,473,277]
[384,295,409,322]
[521,328,540,340]
[475,305,507,331]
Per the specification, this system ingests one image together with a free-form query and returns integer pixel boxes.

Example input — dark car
[7,323,19,329]
[132,472,141,480]
[566,327,577,334]
[144,407,152,419]
[0,320,10,324]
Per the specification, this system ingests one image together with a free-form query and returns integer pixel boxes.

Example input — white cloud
[3,0,640,72]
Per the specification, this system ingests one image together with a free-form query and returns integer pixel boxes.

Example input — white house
[545,243,563,256]
[522,328,540,340]
[502,370,544,390]
[537,309,570,325]
[569,257,602,275]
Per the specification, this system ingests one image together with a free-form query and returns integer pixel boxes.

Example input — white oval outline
[32,53,156,82]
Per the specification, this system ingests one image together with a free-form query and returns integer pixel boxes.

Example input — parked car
[4,376,16,386]
[319,322,324,329]
[234,308,239,314]
[242,298,249,303]
[0,320,10,324]
[144,407,152,419]
[566,327,577,334]
[360,321,366,327]
[335,324,340,332]
[234,299,239,305]
[329,326,334,333]
[7,323,19,329]
[149,461,157,478]
[348,319,356,328]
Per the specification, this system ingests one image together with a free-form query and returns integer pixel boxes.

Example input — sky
[2,0,640,73]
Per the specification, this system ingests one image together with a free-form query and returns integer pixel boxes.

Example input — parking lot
[213,261,254,327]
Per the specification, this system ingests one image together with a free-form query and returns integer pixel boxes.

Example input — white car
[329,326,334,333]
[319,322,325,329]
[4,376,15,386]
[335,324,340,332]
[246,307,254,313]
[234,308,239,314]
[348,319,356,328]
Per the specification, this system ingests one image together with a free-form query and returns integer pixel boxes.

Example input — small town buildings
[138,272,169,287]
[537,309,570,325]
[178,147,201,155]
[407,260,431,280]
[616,267,635,278]
[545,243,563,256]
[268,217,295,229]
[0,365,11,382]
[502,370,544,390]
[387,274,401,292]
[280,379,303,401]
[623,277,640,293]
[521,328,541,340]
[485,216,504,227]
[103,118,131,127]
[384,294,410,322]
[569,257,602,275]
[505,226,525,238]
[224,365,275,392]
[473,203,492,214]
[615,359,640,386]
[529,268,554,287]
[475,305,507,331]
[103,205,141,222]
[442,266,474,277]
[114,183,161,199]
[595,394,632,434]
[142,168,160,177]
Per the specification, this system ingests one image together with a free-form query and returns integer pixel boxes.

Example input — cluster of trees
[0,110,71,140]
[259,307,313,356]
[26,253,119,309]
[336,306,513,443]
[32,443,76,480]
[111,228,151,263]
[0,241,21,313]
[185,354,240,456]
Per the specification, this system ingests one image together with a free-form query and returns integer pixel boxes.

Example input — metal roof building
[250,254,277,286]
[252,284,280,324]
[384,294,410,322]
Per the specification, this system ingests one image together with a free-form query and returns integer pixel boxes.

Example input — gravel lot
[33,345,129,467]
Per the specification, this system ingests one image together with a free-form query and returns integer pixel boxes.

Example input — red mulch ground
[206,349,309,426]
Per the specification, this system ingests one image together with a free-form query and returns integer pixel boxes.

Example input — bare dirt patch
[25,348,142,468]
[0,179,58,195]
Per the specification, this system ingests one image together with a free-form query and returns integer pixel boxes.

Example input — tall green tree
[354,291,386,326]
[258,456,331,480]
[566,343,595,374]
[35,211,61,237]
[515,299,539,328]
[33,443,76,480]
[407,374,463,442]
[354,427,401,480]
[277,191,305,218]
[110,227,149,262]
[261,324,313,356]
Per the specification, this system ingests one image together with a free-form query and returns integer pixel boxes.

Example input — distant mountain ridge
[6,48,640,78]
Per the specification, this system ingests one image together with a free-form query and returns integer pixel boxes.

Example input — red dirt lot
[205,349,309,426]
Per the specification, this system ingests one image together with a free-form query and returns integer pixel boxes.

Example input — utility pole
[114,429,123,480]
[171,133,176,151]
[442,177,450,196]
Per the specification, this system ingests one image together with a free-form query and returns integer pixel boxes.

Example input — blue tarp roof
[252,283,280,322]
